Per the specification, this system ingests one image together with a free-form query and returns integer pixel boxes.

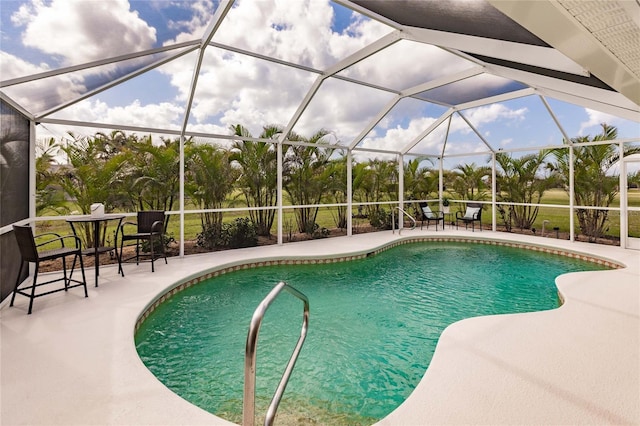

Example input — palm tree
[122,136,181,231]
[451,162,491,201]
[229,124,280,236]
[357,159,397,216]
[495,151,555,230]
[35,138,68,215]
[552,124,640,241]
[351,161,371,218]
[185,143,238,242]
[58,134,127,247]
[283,129,334,234]
[403,157,437,202]
[94,130,131,160]
[325,155,348,229]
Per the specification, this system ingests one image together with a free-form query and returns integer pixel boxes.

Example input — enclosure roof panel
[350,0,549,46]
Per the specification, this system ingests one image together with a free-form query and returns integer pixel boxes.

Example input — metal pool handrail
[392,206,416,234]
[243,281,310,426]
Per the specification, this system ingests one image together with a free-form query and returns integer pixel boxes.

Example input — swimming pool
[135,241,611,425]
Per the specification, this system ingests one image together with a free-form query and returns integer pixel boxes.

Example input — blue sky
[1,0,638,161]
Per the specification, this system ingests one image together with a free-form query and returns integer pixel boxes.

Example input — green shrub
[368,209,392,230]
[308,222,330,239]
[227,217,258,248]
[196,218,258,249]
[141,234,175,253]
[196,224,228,249]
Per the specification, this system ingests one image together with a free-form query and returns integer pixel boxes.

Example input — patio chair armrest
[455,211,464,219]
[150,220,164,233]
[34,232,62,240]
[34,232,63,248]
[36,233,80,249]
[119,221,137,233]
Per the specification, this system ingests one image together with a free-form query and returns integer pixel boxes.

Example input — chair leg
[135,238,140,265]
[119,237,126,277]
[116,245,124,277]
[69,251,88,298]
[10,261,25,307]
[161,236,167,265]
[150,236,155,273]
[27,265,39,315]
[77,253,88,298]
[115,233,123,277]
[61,255,69,290]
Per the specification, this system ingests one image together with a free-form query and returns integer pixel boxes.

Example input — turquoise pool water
[135,242,610,425]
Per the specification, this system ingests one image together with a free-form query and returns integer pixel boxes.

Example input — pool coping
[1,229,639,425]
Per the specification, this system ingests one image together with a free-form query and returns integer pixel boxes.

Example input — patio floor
[1,229,638,425]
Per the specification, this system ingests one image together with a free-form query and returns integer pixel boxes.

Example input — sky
[1,0,638,167]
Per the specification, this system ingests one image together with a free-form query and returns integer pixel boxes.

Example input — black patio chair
[418,202,444,230]
[119,211,168,273]
[455,203,483,231]
[11,225,88,314]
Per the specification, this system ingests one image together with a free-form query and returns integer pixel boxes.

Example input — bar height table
[67,214,124,287]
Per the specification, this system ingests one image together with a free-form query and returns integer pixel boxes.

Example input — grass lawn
[434,189,640,238]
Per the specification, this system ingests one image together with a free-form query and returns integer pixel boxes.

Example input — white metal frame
[621,153,640,250]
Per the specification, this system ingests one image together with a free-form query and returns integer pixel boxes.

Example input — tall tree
[495,151,555,230]
[35,138,68,215]
[451,162,491,201]
[93,130,131,160]
[283,129,334,234]
[229,124,280,236]
[552,124,640,241]
[357,159,397,216]
[325,155,348,229]
[403,157,437,201]
[185,143,238,235]
[124,136,181,230]
[58,134,127,247]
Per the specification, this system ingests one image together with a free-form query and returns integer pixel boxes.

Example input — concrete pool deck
[1,229,638,425]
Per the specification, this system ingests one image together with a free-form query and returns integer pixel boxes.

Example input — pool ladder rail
[392,206,416,235]
[243,281,310,426]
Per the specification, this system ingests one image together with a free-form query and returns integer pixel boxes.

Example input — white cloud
[359,115,438,154]
[356,102,529,157]
[578,108,621,136]
[14,0,156,66]
[163,0,214,43]
[340,41,470,91]
[293,78,395,142]
[0,51,50,79]
[209,0,388,69]
[55,99,184,131]
[463,104,527,129]
[0,52,86,113]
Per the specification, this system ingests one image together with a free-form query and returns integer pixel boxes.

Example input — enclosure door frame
[621,156,640,250]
